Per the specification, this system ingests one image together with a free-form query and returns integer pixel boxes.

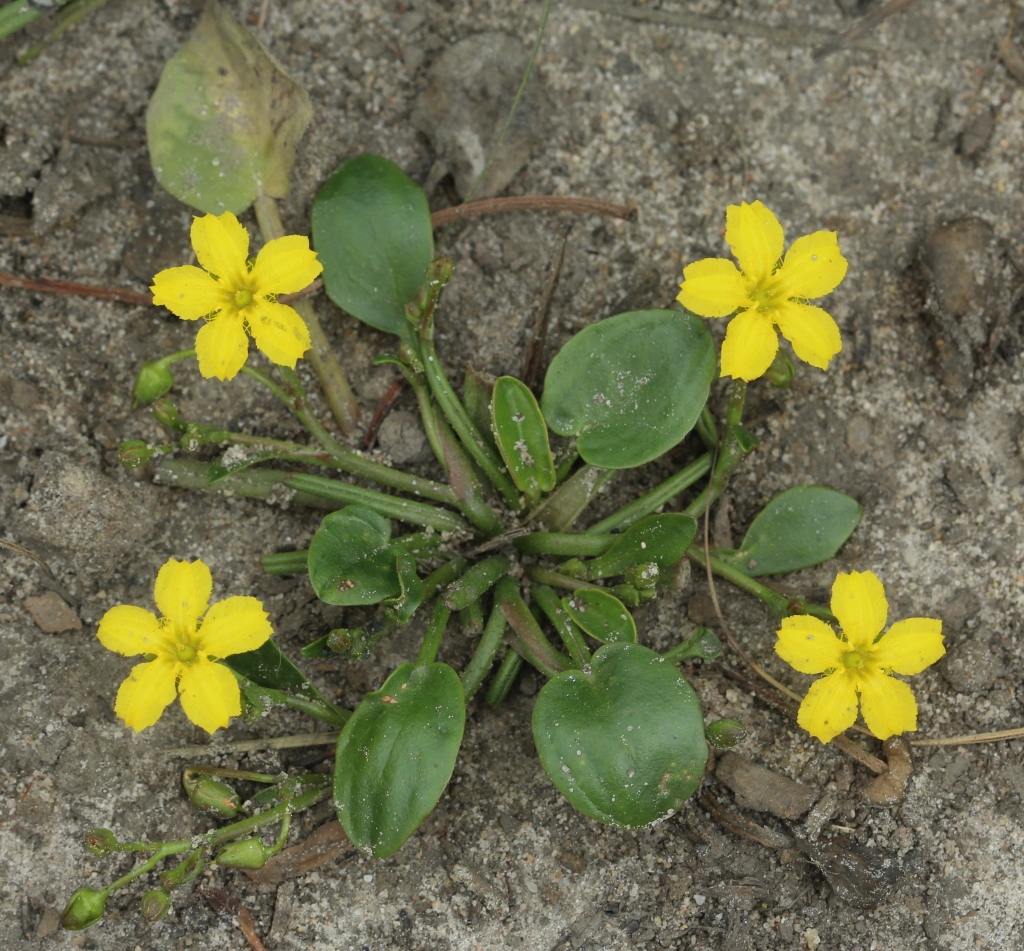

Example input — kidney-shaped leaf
[585,514,697,580]
[312,155,434,337]
[561,589,636,644]
[533,643,707,828]
[492,375,555,500]
[307,506,401,606]
[335,662,465,857]
[146,0,312,214]
[541,310,715,468]
[717,486,862,577]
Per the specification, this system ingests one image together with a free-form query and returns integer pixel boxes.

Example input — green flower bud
[766,348,796,388]
[706,718,747,750]
[326,628,352,654]
[182,770,242,817]
[60,887,108,931]
[159,849,205,889]
[625,562,659,590]
[151,397,186,432]
[117,440,156,470]
[83,828,118,857]
[132,359,175,407]
[215,837,270,870]
[425,256,454,286]
[141,888,172,923]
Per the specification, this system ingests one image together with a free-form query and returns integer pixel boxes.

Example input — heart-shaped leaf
[227,638,316,697]
[584,514,697,580]
[307,506,401,606]
[335,662,465,857]
[311,155,434,338]
[541,310,716,468]
[492,376,555,501]
[533,643,707,827]
[717,486,862,577]
[561,589,636,644]
[146,0,312,213]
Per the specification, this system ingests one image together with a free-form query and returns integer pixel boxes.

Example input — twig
[574,0,881,51]
[162,732,339,757]
[521,225,570,389]
[910,727,1024,748]
[430,195,635,227]
[699,787,793,850]
[362,377,408,449]
[0,271,152,306]
[256,0,272,31]
[199,887,268,951]
[814,0,919,59]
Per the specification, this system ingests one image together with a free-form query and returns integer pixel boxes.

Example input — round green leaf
[492,376,555,500]
[146,0,312,214]
[717,486,862,577]
[312,155,434,337]
[561,590,636,644]
[335,662,466,857]
[584,513,697,580]
[307,506,400,606]
[532,643,707,827]
[541,310,716,468]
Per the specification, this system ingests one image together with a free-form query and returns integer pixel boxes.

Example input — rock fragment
[24,592,81,633]
[714,752,817,820]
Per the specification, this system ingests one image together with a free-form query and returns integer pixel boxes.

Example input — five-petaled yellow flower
[97,558,272,734]
[775,570,944,744]
[151,211,322,382]
[677,201,848,381]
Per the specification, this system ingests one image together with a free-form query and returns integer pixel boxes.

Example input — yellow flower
[97,558,272,734]
[775,570,944,744]
[677,201,848,381]
[151,211,322,382]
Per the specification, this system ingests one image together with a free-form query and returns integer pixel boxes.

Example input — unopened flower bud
[83,828,118,857]
[706,718,747,750]
[60,887,108,931]
[132,360,175,407]
[625,562,659,590]
[215,837,270,869]
[117,440,156,470]
[141,888,172,922]
[425,256,454,286]
[766,348,796,388]
[182,770,242,817]
[151,397,186,432]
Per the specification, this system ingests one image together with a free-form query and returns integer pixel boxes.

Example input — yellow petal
[154,558,212,632]
[797,670,859,743]
[857,673,918,740]
[872,617,944,675]
[251,234,323,296]
[831,570,888,649]
[114,658,180,732]
[195,312,250,381]
[720,308,778,381]
[191,212,249,288]
[178,658,241,734]
[725,201,784,280]
[676,258,748,318]
[197,596,273,658]
[775,615,845,674]
[776,230,848,299]
[151,265,231,320]
[772,301,842,370]
[247,300,311,368]
[97,605,171,657]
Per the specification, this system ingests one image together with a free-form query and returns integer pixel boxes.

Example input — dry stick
[430,195,635,227]
[698,453,887,774]
[813,0,920,58]
[362,377,408,449]
[521,225,570,389]
[573,0,881,51]
[0,271,152,306]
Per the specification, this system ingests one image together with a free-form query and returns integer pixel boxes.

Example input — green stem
[442,555,511,611]
[418,600,450,666]
[524,566,606,593]
[531,585,591,668]
[485,649,523,708]
[695,405,719,451]
[16,0,111,64]
[514,532,615,557]
[238,677,349,727]
[285,472,470,534]
[419,335,522,509]
[684,381,749,518]
[462,581,514,699]
[586,453,713,534]
[252,193,359,434]
[495,585,568,677]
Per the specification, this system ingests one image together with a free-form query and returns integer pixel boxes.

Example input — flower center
[175,644,197,664]
[233,288,254,309]
[842,650,865,670]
